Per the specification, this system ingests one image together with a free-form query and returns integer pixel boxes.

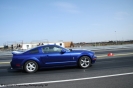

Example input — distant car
[10,45,97,73]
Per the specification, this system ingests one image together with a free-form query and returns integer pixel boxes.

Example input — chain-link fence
[2,40,23,51]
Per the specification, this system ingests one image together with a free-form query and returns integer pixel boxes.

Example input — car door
[41,45,71,67]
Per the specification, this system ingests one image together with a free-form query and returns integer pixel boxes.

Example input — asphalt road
[0,48,133,88]
[94,48,133,54]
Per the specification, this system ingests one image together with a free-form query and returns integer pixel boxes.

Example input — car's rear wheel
[24,60,38,73]
[78,56,91,68]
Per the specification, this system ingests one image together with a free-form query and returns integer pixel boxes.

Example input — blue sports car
[11,45,97,73]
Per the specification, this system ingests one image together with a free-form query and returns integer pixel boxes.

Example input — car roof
[29,44,61,50]
[37,44,60,48]
[23,44,61,53]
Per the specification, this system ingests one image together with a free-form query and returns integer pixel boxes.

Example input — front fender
[76,52,94,63]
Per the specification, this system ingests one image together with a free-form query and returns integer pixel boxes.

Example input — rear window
[29,48,39,54]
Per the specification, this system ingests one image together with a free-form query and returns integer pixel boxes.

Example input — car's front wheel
[78,56,91,68]
[24,60,38,73]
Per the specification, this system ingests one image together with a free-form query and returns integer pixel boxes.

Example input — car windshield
[64,48,71,52]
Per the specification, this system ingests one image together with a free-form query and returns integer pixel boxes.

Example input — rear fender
[21,57,42,68]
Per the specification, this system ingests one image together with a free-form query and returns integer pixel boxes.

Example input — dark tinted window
[29,48,39,54]
[42,46,62,53]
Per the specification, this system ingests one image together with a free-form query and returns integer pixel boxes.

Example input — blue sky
[0,0,133,45]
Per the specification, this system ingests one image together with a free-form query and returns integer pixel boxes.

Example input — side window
[42,46,62,53]
[29,48,39,54]
[42,46,50,53]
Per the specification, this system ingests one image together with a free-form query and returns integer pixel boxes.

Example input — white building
[21,44,32,50]
[0,46,4,49]
[21,42,65,50]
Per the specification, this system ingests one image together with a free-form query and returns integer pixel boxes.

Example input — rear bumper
[10,61,23,70]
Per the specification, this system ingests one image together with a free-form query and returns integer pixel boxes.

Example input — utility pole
[115,31,117,44]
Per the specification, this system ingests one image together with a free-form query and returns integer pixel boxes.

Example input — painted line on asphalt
[97,55,107,57]
[98,53,133,57]
[0,62,10,64]
[0,72,133,87]
[0,53,133,64]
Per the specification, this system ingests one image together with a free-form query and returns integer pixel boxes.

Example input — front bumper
[91,56,97,64]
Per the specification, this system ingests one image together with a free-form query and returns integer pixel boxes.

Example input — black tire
[78,56,91,69]
[24,60,38,73]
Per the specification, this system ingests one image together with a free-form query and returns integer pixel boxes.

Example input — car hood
[70,49,95,54]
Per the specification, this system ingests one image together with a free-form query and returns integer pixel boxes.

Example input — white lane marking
[0,62,10,64]
[98,55,107,57]
[98,53,133,58]
[115,53,133,56]
[0,72,133,87]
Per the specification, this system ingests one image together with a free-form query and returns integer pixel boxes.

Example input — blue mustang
[10,45,97,73]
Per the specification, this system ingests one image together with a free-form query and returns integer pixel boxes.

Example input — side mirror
[61,49,66,54]
[69,49,72,51]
